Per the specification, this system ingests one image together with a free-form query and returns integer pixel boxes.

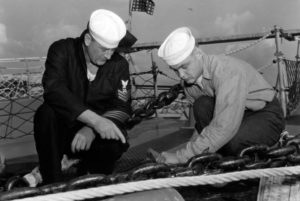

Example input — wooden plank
[257,175,300,201]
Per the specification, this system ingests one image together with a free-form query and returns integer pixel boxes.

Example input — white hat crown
[158,27,195,66]
[89,9,126,48]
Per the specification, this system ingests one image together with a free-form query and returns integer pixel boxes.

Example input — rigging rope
[283,59,300,115]
[223,31,273,56]
[13,165,300,201]
[0,27,298,139]
[257,62,275,73]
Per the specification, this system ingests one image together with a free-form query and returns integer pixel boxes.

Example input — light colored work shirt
[175,54,275,163]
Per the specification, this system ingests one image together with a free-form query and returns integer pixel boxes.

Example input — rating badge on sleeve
[118,80,130,102]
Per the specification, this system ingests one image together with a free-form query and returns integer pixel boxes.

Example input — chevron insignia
[118,80,130,102]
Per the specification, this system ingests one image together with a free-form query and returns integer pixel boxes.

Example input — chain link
[128,133,300,179]
[126,83,184,129]
[3,132,300,200]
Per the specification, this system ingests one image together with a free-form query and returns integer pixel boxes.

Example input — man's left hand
[156,152,180,164]
[71,126,95,153]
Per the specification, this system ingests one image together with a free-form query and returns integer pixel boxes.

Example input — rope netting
[0,59,44,140]
[0,28,299,140]
[0,28,300,201]
[0,55,188,140]
[283,59,300,115]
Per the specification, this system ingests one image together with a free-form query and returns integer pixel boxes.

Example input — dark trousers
[193,96,285,156]
[33,103,129,184]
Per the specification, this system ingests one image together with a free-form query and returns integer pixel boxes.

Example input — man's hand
[93,117,126,144]
[77,110,126,144]
[156,152,180,164]
[71,126,95,153]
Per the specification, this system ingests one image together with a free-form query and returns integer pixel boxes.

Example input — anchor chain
[125,83,184,129]
[2,132,300,200]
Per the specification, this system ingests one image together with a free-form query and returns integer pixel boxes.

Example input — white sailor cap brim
[89,9,126,49]
[158,27,195,66]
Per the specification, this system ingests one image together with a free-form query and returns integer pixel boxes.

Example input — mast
[274,25,287,117]
[127,0,133,32]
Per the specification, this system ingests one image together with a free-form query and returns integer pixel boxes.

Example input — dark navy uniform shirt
[42,31,131,129]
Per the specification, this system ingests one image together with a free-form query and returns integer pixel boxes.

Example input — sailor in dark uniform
[34,9,132,184]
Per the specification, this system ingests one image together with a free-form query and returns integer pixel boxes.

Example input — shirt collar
[196,75,203,88]
[195,54,214,88]
[200,54,211,80]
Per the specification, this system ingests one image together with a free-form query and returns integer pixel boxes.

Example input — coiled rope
[14,165,300,201]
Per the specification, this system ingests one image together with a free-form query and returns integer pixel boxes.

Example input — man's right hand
[93,117,126,144]
[77,110,126,144]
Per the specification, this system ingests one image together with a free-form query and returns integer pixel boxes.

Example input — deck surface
[0,110,299,201]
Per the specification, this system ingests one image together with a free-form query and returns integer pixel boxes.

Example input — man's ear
[84,33,92,46]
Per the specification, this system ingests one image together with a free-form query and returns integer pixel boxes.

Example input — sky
[0,0,299,84]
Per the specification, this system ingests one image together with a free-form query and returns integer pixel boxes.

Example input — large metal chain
[126,83,184,129]
[188,132,300,173]
[2,132,300,200]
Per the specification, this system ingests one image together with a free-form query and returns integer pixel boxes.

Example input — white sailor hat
[158,27,195,66]
[89,9,126,49]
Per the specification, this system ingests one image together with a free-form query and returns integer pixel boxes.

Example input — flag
[131,0,155,15]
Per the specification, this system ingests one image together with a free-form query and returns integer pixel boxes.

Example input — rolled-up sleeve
[176,69,248,163]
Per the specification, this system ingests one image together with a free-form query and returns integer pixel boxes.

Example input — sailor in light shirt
[156,27,285,164]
